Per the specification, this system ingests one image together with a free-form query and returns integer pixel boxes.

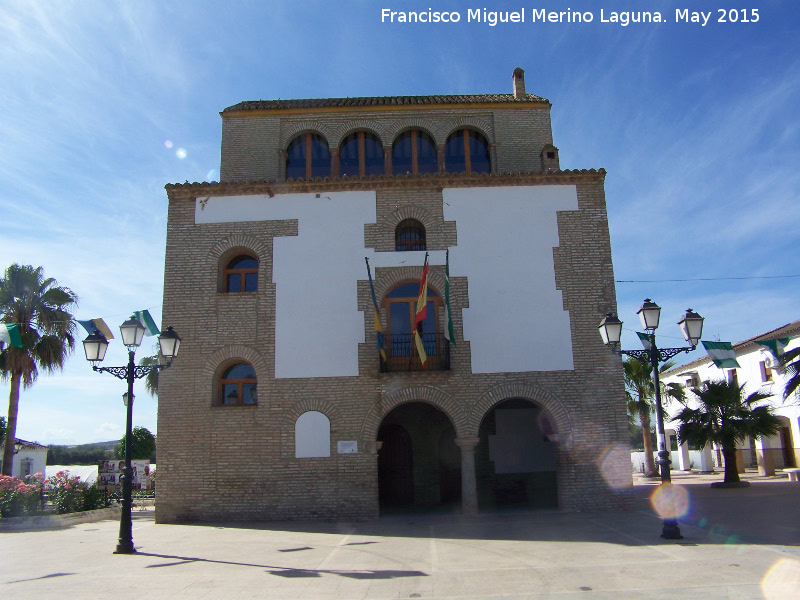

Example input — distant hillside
[47,440,119,465]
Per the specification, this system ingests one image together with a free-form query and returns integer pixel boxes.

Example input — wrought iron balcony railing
[380,333,450,372]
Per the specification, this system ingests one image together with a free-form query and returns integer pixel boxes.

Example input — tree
[117,426,156,460]
[672,380,781,484]
[781,346,800,401]
[0,265,78,476]
[624,357,683,477]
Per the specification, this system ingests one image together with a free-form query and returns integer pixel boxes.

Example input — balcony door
[383,282,441,370]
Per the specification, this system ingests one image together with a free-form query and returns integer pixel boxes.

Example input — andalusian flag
[412,253,429,369]
[754,337,791,361]
[0,323,22,348]
[77,318,115,339]
[702,341,740,369]
[636,331,652,350]
[134,310,160,336]
[365,258,387,362]
[444,249,456,345]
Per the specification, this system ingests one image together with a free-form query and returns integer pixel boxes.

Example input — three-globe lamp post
[599,300,704,539]
[83,318,181,554]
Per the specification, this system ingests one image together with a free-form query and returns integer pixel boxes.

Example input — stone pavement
[1,471,799,599]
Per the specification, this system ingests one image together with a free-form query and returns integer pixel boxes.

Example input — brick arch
[203,344,269,405]
[279,122,338,149]
[209,233,270,263]
[282,128,331,150]
[370,265,446,304]
[468,382,573,439]
[387,122,440,146]
[442,118,495,145]
[282,397,341,427]
[360,386,468,441]
[381,204,446,252]
[203,345,268,383]
[332,121,391,148]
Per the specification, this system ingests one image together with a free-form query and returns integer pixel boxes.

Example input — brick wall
[219,105,555,182]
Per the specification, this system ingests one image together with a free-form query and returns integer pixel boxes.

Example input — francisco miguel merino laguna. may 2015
[381,8,761,26]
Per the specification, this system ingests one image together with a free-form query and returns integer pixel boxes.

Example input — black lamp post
[83,319,181,554]
[599,300,703,540]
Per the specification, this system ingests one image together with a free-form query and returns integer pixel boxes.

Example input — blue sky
[1,1,798,445]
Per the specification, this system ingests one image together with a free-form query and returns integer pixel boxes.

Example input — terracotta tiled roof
[1,438,47,450]
[664,319,800,375]
[223,93,549,113]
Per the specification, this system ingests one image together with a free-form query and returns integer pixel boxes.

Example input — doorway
[377,402,461,511]
[476,398,558,509]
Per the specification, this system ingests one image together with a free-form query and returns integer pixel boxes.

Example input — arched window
[218,362,257,406]
[339,131,384,177]
[295,411,331,458]
[286,133,331,179]
[395,219,426,251]
[444,129,491,174]
[392,130,437,175]
[224,255,258,293]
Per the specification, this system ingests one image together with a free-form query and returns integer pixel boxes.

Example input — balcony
[380,333,451,372]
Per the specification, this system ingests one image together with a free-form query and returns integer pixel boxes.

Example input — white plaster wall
[5,447,47,478]
[443,186,577,372]
[196,185,577,377]
[197,192,375,378]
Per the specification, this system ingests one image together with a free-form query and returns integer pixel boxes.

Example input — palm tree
[781,346,800,401]
[671,380,781,484]
[624,357,683,477]
[0,264,78,476]
[139,352,160,397]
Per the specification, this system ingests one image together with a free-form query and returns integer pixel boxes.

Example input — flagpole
[365,257,388,368]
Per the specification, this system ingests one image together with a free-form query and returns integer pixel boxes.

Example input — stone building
[157,68,631,522]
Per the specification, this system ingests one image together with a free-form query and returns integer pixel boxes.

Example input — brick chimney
[512,67,526,99]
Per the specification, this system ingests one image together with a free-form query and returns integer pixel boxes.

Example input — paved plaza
[1,471,799,599]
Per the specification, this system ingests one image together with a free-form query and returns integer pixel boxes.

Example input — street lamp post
[83,318,181,554]
[599,300,704,540]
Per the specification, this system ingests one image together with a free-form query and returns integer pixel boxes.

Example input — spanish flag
[412,253,429,369]
[365,258,387,362]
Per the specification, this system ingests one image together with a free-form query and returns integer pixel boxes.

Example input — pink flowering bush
[44,471,84,514]
[0,475,40,518]
[0,471,109,518]
[44,471,105,514]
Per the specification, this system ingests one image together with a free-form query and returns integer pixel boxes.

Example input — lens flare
[761,558,800,600]
[206,169,218,182]
[163,139,174,149]
[176,148,187,159]
[597,443,633,489]
[650,483,689,519]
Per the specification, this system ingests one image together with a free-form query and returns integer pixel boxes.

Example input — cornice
[165,169,606,200]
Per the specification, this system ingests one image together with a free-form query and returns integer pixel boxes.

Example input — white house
[0,438,48,479]
[661,320,800,476]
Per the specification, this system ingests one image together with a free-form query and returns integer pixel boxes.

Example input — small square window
[546,151,555,159]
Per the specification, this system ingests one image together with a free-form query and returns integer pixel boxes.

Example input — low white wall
[631,450,705,473]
